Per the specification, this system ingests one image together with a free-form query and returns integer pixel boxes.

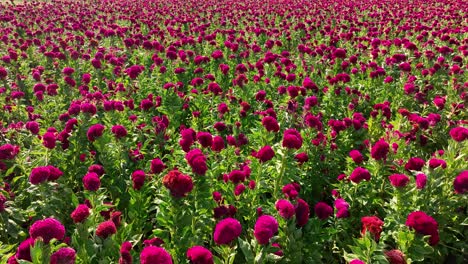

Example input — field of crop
[0,0,467,263]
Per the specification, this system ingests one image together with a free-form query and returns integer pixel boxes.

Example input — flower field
[0,0,467,263]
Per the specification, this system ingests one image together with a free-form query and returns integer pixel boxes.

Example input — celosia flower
[314,202,333,220]
[255,145,275,163]
[405,157,425,171]
[261,116,280,132]
[454,170,467,194]
[111,125,128,139]
[335,198,350,218]
[82,172,101,191]
[70,204,90,223]
[371,139,389,160]
[449,127,468,142]
[196,132,213,148]
[86,124,105,142]
[213,218,242,245]
[349,150,363,164]
[405,211,439,245]
[254,215,279,245]
[140,246,172,264]
[0,144,20,160]
[361,216,384,241]
[186,246,213,264]
[388,174,410,188]
[131,170,146,190]
[15,238,34,261]
[162,170,193,197]
[282,183,300,199]
[415,173,427,189]
[29,218,65,243]
[96,221,117,239]
[384,249,406,264]
[185,149,208,175]
[275,199,295,219]
[150,158,166,174]
[50,247,76,264]
[282,128,303,149]
[119,241,133,264]
[29,166,50,185]
[295,198,309,227]
[349,167,371,183]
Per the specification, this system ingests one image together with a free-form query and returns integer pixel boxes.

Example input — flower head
[186,246,213,264]
[162,170,193,197]
[140,246,172,264]
[29,218,65,243]
[213,218,242,245]
[254,215,278,245]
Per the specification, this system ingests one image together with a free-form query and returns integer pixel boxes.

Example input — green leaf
[238,238,254,262]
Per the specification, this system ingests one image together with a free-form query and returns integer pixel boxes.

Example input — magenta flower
[140,246,172,264]
[29,218,65,243]
[254,215,279,245]
[213,218,242,245]
[186,246,213,264]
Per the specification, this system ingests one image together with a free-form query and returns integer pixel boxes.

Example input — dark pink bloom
[385,249,406,264]
[0,144,20,160]
[15,238,34,261]
[119,241,133,264]
[254,215,279,245]
[43,166,61,182]
[186,246,213,264]
[162,170,193,198]
[29,166,50,185]
[234,184,246,196]
[140,246,172,264]
[255,145,275,163]
[361,216,384,241]
[282,128,303,149]
[295,198,309,227]
[82,172,101,191]
[428,158,446,169]
[50,247,76,264]
[415,173,427,189]
[228,170,246,184]
[131,170,146,190]
[71,204,90,223]
[185,149,208,175]
[213,218,242,245]
[282,183,300,199]
[405,157,425,171]
[42,132,56,149]
[96,221,117,239]
[314,202,333,220]
[211,136,225,152]
[406,211,439,245]
[111,125,128,138]
[371,139,389,160]
[261,116,280,132]
[29,218,65,243]
[349,150,363,164]
[335,198,350,218]
[388,174,410,187]
[275,199,295,219]
[454,170,467,194]
[197,132,213,148]
[294,152,308,164]
[449,127,468,142]
[150,158,166,174]
[86,124,105,142]
[349,167,371,183]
